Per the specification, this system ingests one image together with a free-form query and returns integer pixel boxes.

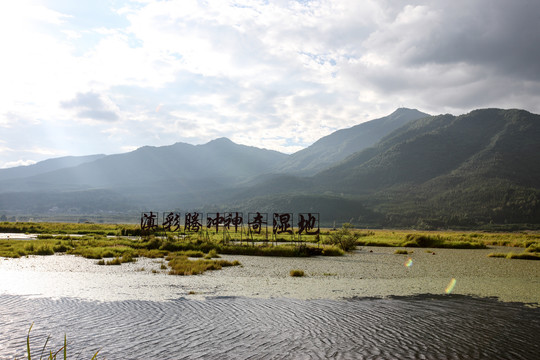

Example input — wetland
[0,223,539,359]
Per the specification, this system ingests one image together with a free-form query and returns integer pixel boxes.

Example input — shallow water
[1,247,538,303]
[1,294,539,359]
[1,248,539,359]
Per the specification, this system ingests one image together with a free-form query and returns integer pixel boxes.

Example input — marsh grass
[4,222,539,277]
[321,246,344,256]
[23,324,100,360]
[137,249,169,258]
[204,249,220,259]
[488,252,540,260]
[394,249,409,254]
[290,269,305,277]
[34,245,55,256]
[0,221,138,236]
[526,243,540,252]
[180,250,204,258]
[105,255,132,265]
[166,255,241,275]
[217,244,301,257]
[399,234,486,249]
[52,242,71,253]
[351,229,540,250]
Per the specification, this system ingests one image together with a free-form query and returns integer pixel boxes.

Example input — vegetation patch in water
[488,252,540,260]
[400,234,486,249]
[394,249,409,255]
[289,269,305,277]
[166,254,241,275]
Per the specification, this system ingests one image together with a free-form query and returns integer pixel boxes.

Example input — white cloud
[0,0,539,168]
[1,159,36,169]
[61,92,120,122]
[0,145,13,154]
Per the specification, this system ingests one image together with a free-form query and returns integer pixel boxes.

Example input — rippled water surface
[1,294,539,359]
[1,249,539,359]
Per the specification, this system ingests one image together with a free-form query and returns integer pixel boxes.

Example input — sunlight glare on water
[405,258,413,268]
[445,278,457,294]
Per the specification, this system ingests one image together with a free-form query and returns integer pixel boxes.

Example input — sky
[1,0,539,168]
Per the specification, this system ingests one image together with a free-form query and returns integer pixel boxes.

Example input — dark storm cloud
[61,92,119,122]
[369,0,540,80]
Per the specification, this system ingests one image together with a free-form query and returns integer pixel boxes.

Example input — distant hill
[0,138,287,190]
[1,108,539,229]
[0,154,105,182]
[273,108,429,175]
[0,138,288,212]
[314,109,540,191]
[309,108,540,227]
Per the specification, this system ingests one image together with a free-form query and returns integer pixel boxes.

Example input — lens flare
[445,278,457,294]
[405,258,413,267]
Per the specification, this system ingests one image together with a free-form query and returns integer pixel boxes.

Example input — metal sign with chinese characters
[248,212,267,235]
[141,211,158,232]
[139,211,320,239]
[162,212,181,232]
[298,213,320,235]
[185,212,203,232]
[205,212,244,233]
[273,213,293,234]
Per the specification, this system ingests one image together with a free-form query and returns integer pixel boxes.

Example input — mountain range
[1,107,539,229]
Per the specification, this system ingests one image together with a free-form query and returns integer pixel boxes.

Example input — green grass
[351,229,539,250]
[0,221,139,236]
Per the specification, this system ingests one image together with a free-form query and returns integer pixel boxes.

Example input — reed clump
[488,252,540,260]
[166,254,241,275]
[204,249,220,259]
[321,246,344,256]
[24,323,101,360]
[400,234,486,249]
[290,269,305,277]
